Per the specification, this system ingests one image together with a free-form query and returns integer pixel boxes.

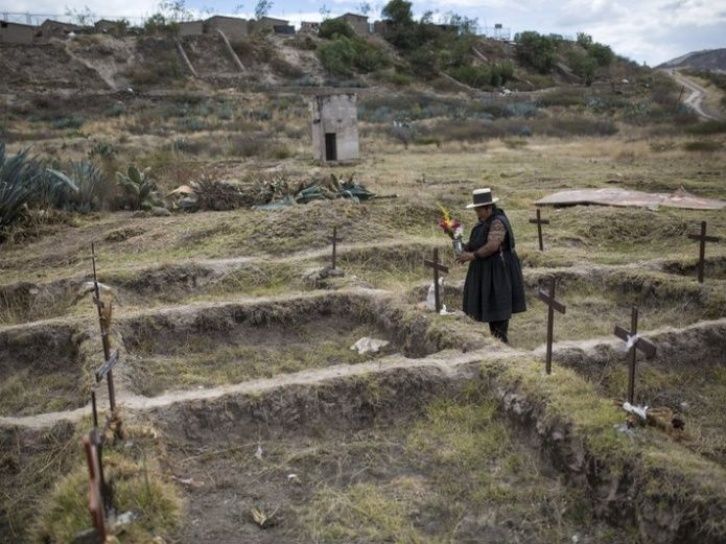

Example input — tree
[568,50,597,86]
[254,0,273,20]
[359,2,372,16]
[576,32,593,49]
[515,31,557,74]
[382,0,413,26]
[319,18,355,39]
[444,12,478,35]
[588,42,614,67]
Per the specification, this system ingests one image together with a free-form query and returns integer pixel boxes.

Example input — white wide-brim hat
[466,188,499,209]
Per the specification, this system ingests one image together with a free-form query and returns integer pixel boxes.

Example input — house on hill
[254,16,294,34]
[179,20,204,37]
[204,16,248,39]
[334,13,370,36]
[39,19,82,39]
[0,21,37,44]
[300,21,320,34]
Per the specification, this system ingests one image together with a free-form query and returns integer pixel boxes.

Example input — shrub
[116,165,163,210]
[51,116,84,130]
[0,144,78,237]
[319,19,355,39]
[514,31,557,74]
[537,88,585,107]
[686,120,726,135]
[318,37,389,76]
[683,140,722,152]
[48,161,112,213]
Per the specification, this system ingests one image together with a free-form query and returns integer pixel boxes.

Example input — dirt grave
[154,369,622,544]
[119,292,435,398]
[0,323,91,417]
[553,318,726,466]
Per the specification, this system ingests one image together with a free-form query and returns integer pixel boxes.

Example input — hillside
[658,48,726,72]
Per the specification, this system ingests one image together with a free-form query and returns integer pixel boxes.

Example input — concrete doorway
[325,133,337,162]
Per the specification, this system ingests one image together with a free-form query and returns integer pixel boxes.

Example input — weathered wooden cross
[688,221,720,284]
[82,433,107,542]
[424,248,449,314]
[328,227,343,270]
[537,276,566,374]
[614,306,657,404]
[91,242,117,412]
[529,208,550,252]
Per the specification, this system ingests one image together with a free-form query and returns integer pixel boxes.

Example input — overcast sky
[2,0,725,65]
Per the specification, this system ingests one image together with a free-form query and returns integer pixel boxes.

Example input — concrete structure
[179,20,204,37]
[204,16,248,40]
[300,21,320,34]
[334,13,370,36]
[39,20,82,39]
[310,93,359,163]
[0,21,37,44]
[254,16,290,33]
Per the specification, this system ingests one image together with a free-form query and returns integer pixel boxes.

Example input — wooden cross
[91,243,116,412]
[614,306,657,404]
[328,227,343,270]
[529,208,550,251]
[688,221,720,284]
[537,276,566,374]
[82,434,107,541]
[424,248,449,314]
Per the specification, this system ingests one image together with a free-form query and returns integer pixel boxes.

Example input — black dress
[462,209,527,322]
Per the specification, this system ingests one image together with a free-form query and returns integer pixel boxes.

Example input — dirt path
[666,69,723,121]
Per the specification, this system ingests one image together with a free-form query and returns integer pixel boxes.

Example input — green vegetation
[318,36,389,76]
[33,425,182,543]
[116,165,163,210]
[319,18,355,39]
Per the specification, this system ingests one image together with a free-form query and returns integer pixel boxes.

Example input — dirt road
[666,69,723,121]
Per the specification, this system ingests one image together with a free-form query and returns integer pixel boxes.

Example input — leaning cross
[328,227,343,270]
[529,208,550,251]
[688,221,720,284]
[91,242,116,412]
[424,248,449,314]
[82,434,107,541]
[614,306,657,404]
[537,276,566,374]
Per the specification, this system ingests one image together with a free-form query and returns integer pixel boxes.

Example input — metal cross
[537,276,566,374]
[91,242,116,412]
[328,227,343,270]
[529,208,550,252]
[424,248,449,314]
[614,306,657,404]
[687,221,720,284]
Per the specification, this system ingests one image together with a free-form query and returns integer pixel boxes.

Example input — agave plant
[116,165,161,210]
[48,161,109,213]
[0,143,76,236]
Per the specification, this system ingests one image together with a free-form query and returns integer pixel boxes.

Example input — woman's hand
[456,251,475,264]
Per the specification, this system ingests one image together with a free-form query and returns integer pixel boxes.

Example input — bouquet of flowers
[437,205,464,254]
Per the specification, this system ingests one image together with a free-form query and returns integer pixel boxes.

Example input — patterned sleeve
[487,219,506,247]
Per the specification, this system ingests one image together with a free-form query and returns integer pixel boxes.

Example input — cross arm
[537,289,566,314]
[424,260,449,273]
[529,218,550,225]
[688,233,720,243]
[614,326,656,358]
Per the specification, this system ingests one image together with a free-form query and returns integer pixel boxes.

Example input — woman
[456,188,526,343]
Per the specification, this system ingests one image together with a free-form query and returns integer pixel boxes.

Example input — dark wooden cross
[614,306,657,404]
[424,248,449,313]
[529,208,550,251]
[91,243,116,412]
[328,227,343,270]
[82,434,107,541]
[537,276,566,374]
[688,221,720,284]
